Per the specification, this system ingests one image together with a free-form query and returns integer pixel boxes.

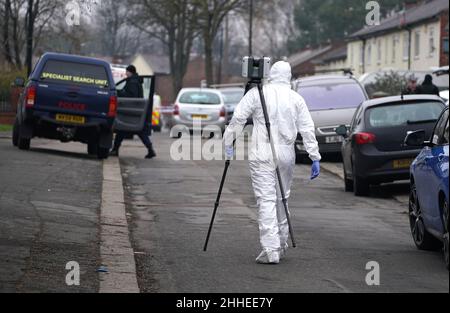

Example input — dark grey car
[336,95,446,196]
[294,75,368,163]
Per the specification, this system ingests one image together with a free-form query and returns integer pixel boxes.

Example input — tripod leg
[203,160,231,251]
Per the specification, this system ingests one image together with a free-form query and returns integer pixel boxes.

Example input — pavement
[0,132,447,293]
[0,137,138,293]
[0,138,102,292]
[119,133,448,293]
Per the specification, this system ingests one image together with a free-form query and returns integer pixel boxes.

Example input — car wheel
[409,182,442,251]
[343,166,353,192]
[352,163,369,196]
[12,120,19,147]
[442,197,449,270]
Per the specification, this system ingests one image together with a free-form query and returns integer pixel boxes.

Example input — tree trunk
[26,0,35,76]
[204,31,214,86]
[2,0,13,66]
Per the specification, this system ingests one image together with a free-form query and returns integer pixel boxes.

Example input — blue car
[405,106,449,269]
[12,53,117,159]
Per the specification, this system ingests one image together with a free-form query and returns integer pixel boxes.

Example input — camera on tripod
[242,56,271,80]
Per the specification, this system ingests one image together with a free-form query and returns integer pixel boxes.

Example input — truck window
[39,59,109,88]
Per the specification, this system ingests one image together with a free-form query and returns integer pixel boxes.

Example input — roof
[349,0,448,39]
[40,52,111,67]
[294,74,358,87]
[287,45,332,68]
[313,46,348,65]
[362,94,445,107]
[133,54,171,75]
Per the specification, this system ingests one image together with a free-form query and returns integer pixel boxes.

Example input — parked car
[404,106,449,269]
[12,52,117,159]
[152,94,162,132]
[293,75,368,163]
[336,95,446,196]
[170,88,227,137]
[218,87,245,123]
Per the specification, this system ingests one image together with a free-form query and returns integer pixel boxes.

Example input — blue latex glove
[225,146,234,160]
[311,160,320,180]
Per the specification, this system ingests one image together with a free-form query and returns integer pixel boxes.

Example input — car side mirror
[13,77,25,87]
[335,125,348,137]
[404,130,431,147]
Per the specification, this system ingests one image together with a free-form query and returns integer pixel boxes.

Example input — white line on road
[99,157,139,293]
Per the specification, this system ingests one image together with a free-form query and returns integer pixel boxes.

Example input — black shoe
[110,149,119,157]
[145,150,156,159]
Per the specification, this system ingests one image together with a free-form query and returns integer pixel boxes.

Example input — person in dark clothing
[111,65,156,159]
[417,74,440,97]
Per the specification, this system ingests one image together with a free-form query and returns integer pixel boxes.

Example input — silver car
[170,88,227,137]
[293,75,368,163]
[218,87,245,122]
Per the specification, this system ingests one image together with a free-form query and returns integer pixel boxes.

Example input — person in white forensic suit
[223,61,321,264]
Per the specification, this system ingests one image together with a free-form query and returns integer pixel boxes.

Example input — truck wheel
[97,147,109,160]
[87,142,98,155]
[12,120,19,147]
[17,124,31,150]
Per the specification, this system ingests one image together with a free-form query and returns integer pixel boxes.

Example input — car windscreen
[367,101,444,128]
[179,91,221,105]
[221,90,244,105]
[297,83,366,111]
[39,59,109,88]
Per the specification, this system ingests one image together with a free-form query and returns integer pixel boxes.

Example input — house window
[385,37,389,64]
[377,39,382,64]
[403,32,409,61]
[367,41,372,65]
[429,26,436,57]
[392,35,399,63]
[350,45,354,66]
[359,43,364,66]
[414,30,421,58]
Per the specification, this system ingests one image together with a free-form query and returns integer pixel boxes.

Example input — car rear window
[367,101,443,128]
[221,90,244,105]
[297,82,366,111]
[39,59,109,87]
[179,91,221,105]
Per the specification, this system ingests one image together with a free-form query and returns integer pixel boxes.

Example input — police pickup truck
[12,53,117,159]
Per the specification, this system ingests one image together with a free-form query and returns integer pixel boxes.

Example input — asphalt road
[0,138,102,292]
[120,133,449,293]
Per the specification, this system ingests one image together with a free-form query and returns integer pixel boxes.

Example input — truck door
[115,75,155,133]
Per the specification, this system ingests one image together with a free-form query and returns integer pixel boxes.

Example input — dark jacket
[118,73,143,98]
[417,76,440,97]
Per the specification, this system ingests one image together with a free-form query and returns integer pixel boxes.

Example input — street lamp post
[249,0,253,56]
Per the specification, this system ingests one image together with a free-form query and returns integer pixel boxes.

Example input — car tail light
[25,85,36,108]
[173,104,180,116]
[354,132,376,145]
[108,95,117,117]
[220,106,226,118]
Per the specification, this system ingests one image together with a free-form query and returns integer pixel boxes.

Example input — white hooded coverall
[223,61,321,257]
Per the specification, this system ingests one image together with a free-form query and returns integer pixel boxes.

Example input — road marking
[99,157,139,293]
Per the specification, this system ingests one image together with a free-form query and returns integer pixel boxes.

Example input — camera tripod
[203,78,297,252]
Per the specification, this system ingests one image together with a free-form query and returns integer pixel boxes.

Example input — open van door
[114,75,155,133]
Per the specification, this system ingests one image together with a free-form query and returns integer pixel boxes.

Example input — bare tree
[193,0,241,86]
[129,0,200,95]
[0,0,59,71]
